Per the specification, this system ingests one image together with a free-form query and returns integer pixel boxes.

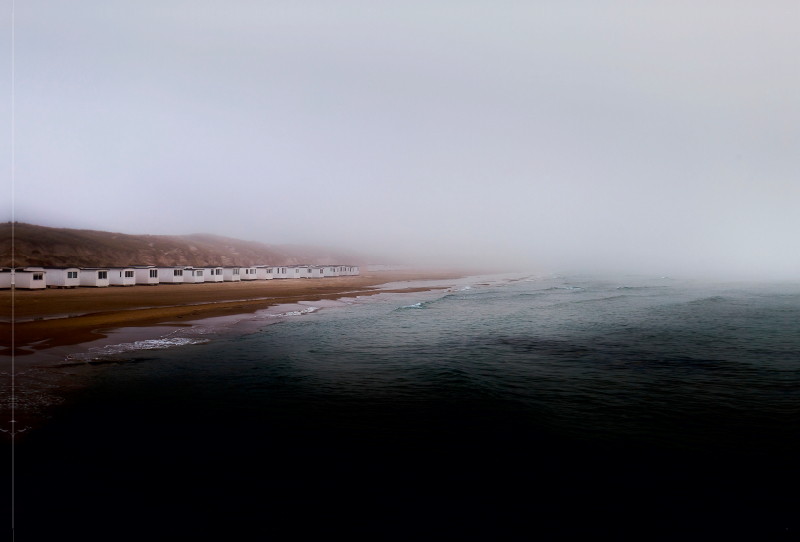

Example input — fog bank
[0,1,797,280]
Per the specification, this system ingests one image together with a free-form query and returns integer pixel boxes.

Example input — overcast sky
[0,1,798,278]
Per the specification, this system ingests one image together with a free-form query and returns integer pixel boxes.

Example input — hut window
[98,271,107,280]
[67,271,77,279]
[150,269,158,278]
[125,271,134,278]
[174,269,183,277]
[197,270,203,276]
[33,273,43,281]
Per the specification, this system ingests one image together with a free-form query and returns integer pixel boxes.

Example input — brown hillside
[0,223,369,268]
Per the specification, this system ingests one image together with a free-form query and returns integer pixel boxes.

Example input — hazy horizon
[1,2,798,280]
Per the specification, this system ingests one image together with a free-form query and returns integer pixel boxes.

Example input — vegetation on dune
[0,222,367,268]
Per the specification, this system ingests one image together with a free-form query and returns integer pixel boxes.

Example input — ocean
[6,274,800,536]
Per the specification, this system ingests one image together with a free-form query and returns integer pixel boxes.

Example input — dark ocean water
[7,275,800,537]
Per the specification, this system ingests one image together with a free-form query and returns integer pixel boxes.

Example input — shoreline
[0,273,471,438]
[0,271,465,356]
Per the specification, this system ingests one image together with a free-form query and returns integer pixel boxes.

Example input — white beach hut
[308,267,324,279]
[289,266,309,279]
[240,267,258,281]
[272,267,289,279]
[0,268,11,289]
[12,268,47,289]
[223,267,241,282]
[158,267,185,284]
[205,267,224,282]
[183,267,205,284]
[109,268,136,287]
[133,266,159,285]
[321,266,338,278]
[255,266,274,280]
[79,268,109,287]
[44,267,81,288]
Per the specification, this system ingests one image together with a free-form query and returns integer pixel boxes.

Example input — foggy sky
[1,1,798,279]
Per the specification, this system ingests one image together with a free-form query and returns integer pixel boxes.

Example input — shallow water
[6,274,800,535]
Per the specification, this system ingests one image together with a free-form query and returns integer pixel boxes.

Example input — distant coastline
[0,270,464,356]
[0,222,376,268]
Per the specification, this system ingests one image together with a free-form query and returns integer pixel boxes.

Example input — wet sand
[0,271,464,355]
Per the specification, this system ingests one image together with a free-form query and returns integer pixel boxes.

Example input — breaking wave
[400,299,438,309]
[262,307,320,318]
[541,286,584,291]
[65,337,210,363]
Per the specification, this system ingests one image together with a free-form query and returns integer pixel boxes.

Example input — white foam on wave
[403,302,424,309]
[66,337,210,362]
[262,306,320,318]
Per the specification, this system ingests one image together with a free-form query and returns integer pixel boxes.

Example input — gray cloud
[0,1,798,279]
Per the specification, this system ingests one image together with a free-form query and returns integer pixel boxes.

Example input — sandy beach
[0,271,464,355]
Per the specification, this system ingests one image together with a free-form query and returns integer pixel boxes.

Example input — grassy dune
[0,222,368,268]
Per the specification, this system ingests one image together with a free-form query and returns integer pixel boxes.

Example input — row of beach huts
[0,264,360,289]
